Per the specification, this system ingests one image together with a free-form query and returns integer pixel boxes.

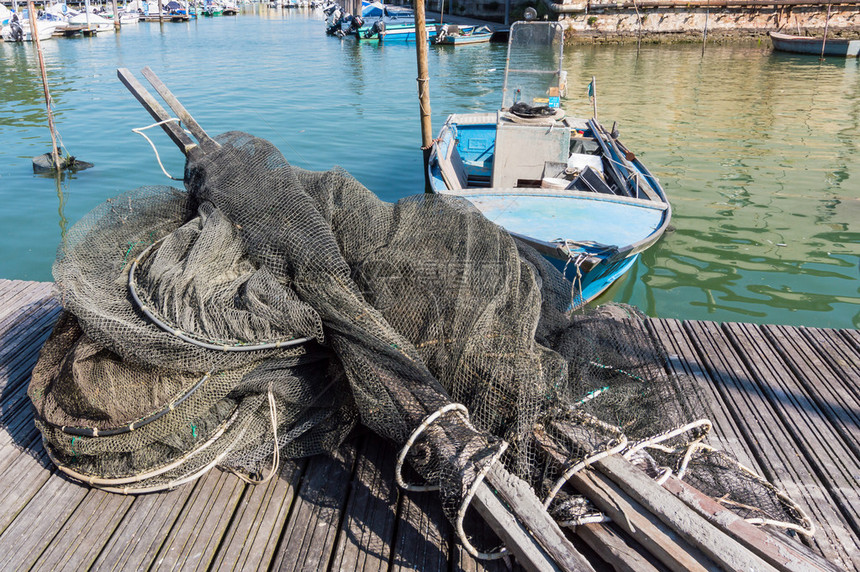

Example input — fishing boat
[201,1,223,16]
[769,30,860,57]
[1,12,57,41]
[427,21,671,307]
[357,19,463,42]
[433,24,492,46]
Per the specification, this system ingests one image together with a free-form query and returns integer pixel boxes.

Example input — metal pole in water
[28,0,63,171]
[414,0,433,191]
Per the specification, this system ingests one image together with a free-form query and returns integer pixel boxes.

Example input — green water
[1,9,858,328]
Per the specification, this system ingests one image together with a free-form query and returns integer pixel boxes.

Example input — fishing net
[29,130,812,553]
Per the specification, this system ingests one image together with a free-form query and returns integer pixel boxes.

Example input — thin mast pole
[414,0,432,191]
[28,0,63,171]
[820,2,832,59]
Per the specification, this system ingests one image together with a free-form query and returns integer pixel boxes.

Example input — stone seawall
[401,0,860,43]
[556,3,860,43]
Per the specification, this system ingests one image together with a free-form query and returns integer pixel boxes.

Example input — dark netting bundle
[29,130,813,555]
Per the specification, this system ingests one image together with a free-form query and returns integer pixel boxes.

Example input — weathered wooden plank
[0,442,53,535]
[0,308,58,402]
[725,321,860,537]
[0,298,59,360]
[662,475,843,571]
[764,324,860,459]
[575,523,667,572]
[390,487,452,572]
[210,458,306,571]
[598,455,789,572]
[568,464,717,572]
[151,469,246,571]
[0,280,34,321]
[840,328,860,354]
[0,296,59,367]
[0,471,89,570]
[0,282,57,331]
[684,320,860,570]
[117,68,199,155]
[330,434,399,572]
[478,464,595,571]
[90,484,196,570]
[140,66,220,152]
[0,280,53,324]
[646,319,761,469]
[798,326,860,404]
[533,425,716,572]
[269,443,357,571]
[453,504,520,572]
[33,487,135,570]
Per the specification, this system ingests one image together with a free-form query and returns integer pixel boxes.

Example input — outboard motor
[10,14,24,42]
[334,12,352,37]
[325,8,342,35]
[363,19,384,39]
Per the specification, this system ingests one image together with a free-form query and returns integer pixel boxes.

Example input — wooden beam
[140,67,220,152]
[116,68,198,156]
[575,523,666,572]
[474,464,596,572]
[534,428,716,572]
[661,476,842,572]
[595,455,780,572]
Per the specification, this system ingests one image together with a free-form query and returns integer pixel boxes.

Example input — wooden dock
[1,278,857,571]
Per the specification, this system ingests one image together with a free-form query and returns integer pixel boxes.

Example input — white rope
[623,418,712,479]
[544,434,628,509]
[394,403,469,491]
[454,440,510,560]
[228,383,281,486]
[131,118,187,181]
[47,407,241,490]
[559,512,611,527]
[688,443,816,537]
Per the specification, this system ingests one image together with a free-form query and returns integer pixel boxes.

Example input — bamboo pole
[28,0,63,171]
[414,0,433,191]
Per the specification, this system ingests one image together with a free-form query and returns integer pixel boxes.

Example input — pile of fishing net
[29,131,813,555]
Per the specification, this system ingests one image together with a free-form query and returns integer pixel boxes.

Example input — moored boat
[427,22,671,308]
[433,24,492,46]
[769,30,860,57]
[357,19,462,42]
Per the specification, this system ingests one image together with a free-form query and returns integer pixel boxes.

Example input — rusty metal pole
[28,0,63,171]
[414,0,433,192]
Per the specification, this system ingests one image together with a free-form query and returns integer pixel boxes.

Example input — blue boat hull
[428,114,671,309]
[769,31,860,57]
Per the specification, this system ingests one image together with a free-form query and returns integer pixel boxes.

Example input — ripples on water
[0,9,857,328]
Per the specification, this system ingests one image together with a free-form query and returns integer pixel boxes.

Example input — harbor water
[1,8,857,329]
